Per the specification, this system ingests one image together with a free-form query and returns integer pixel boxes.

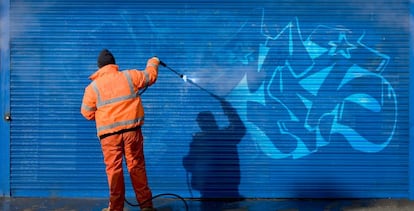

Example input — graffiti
[234,16,398,159]
[87,9,397,160]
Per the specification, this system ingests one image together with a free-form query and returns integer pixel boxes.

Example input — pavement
[1,197,414,211]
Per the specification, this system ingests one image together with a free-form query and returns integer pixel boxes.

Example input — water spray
[160,60,222,100]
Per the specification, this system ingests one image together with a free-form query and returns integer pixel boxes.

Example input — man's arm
[129,57,160,90]
[81,85,97,120]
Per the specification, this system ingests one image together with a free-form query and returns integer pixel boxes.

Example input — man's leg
[123,128,154,209]
[100,134,125,211]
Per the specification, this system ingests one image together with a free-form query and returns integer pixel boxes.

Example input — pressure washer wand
[160,61,222,100]
[160,60,183,78]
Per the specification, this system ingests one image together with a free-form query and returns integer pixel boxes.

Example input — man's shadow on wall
[183,97,246,210]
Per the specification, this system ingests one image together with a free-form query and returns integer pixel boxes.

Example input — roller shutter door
[9,0,410,198]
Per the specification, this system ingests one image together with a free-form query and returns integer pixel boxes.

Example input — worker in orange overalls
[81,49,160,211]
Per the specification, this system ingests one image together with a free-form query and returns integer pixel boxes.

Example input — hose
[124,193,189,211]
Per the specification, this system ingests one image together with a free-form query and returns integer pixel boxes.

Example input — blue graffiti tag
[234,16,397,159]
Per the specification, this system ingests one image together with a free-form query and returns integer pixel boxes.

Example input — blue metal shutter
[10,0,411,198]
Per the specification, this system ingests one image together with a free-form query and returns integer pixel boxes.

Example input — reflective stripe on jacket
[81,57,159,137]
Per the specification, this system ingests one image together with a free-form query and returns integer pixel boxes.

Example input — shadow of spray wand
[159,60,223,101]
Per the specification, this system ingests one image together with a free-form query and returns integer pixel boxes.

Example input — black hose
[124,193,189,211]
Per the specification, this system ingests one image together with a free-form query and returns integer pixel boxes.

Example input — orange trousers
[100,128,153,211]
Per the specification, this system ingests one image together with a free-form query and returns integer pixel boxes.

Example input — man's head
[97,49,116,68]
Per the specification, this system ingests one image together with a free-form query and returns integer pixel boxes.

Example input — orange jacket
[81,57,159,137]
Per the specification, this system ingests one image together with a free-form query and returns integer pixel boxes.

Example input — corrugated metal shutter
[10,0,410,198]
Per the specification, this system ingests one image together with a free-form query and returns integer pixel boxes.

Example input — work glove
[152,56,166,67]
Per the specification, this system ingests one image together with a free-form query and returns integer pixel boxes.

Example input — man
[81,49,159,211]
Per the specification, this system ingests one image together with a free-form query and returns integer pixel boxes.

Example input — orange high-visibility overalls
[81,57,159,211]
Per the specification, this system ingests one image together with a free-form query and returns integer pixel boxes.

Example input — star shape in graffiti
[328,32,356,59]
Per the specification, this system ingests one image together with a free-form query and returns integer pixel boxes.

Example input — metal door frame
[0,0,10,197]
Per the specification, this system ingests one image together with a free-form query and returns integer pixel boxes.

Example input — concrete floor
[1,197,414,211]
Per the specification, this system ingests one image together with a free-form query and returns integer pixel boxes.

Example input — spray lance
[159,60,223,101]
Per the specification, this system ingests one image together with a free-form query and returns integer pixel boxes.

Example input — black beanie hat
[97,49,116,68]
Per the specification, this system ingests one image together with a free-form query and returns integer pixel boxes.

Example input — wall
[1,0,411,198]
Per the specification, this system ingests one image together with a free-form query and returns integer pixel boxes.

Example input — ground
[1,197,414,211]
